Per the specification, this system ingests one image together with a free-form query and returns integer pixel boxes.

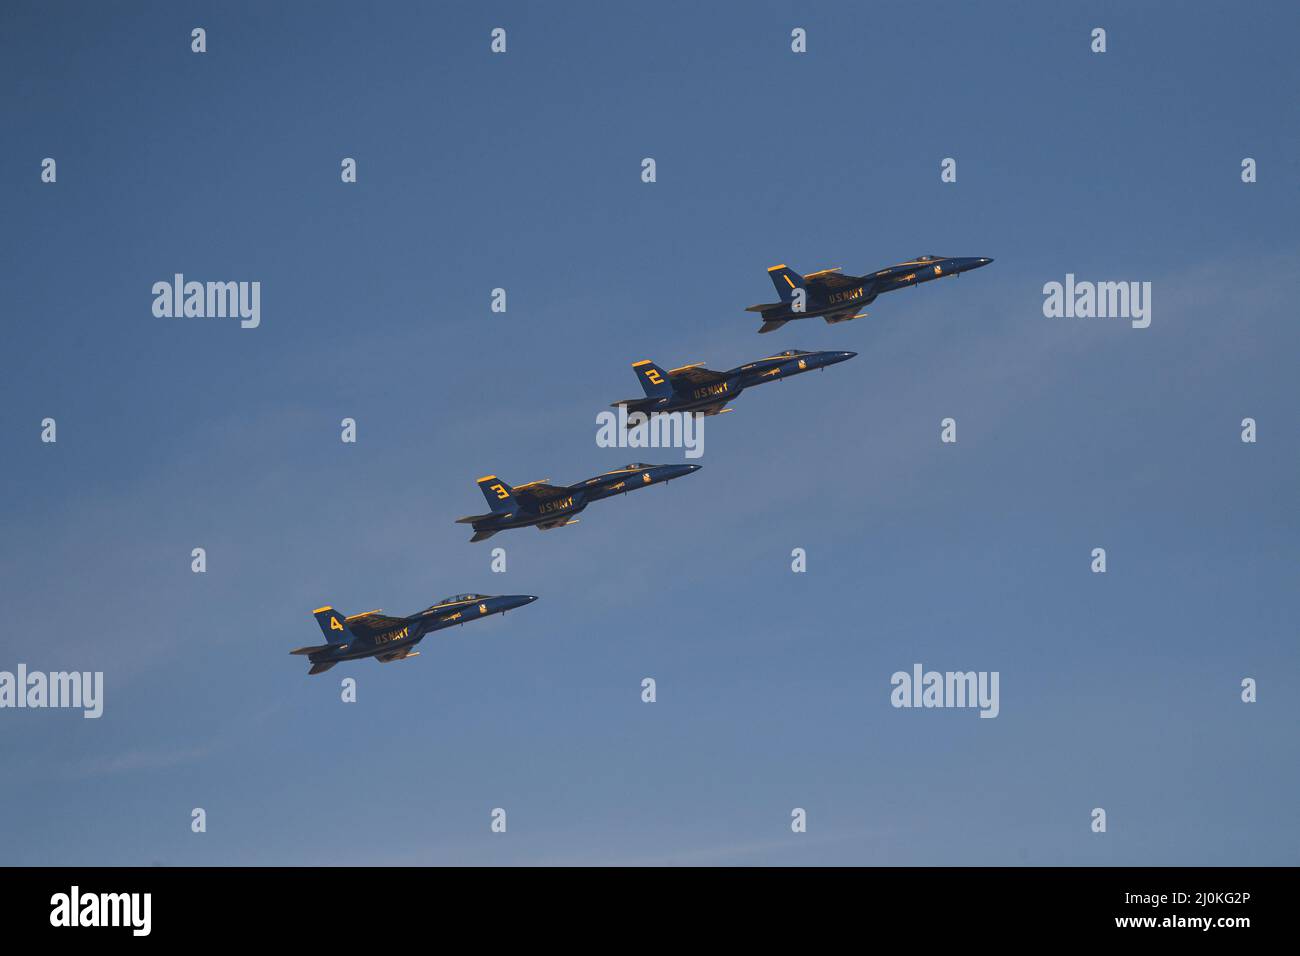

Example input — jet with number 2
[611,349,856,419]
[291,594,538,675]
[746,255,994,333]
[456,464,701,541]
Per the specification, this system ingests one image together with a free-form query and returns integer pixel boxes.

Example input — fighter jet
[456,463,701,541]
[291,593,538,674]
[746,254,994,333]
[611,349,856,420]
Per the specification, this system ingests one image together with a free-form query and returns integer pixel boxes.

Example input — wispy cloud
[65,745,212,779]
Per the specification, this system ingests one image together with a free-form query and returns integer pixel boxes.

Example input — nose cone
[499,594,539,612]
[828,350,857,365]
[963,257,993,271]
[664,463,702,479]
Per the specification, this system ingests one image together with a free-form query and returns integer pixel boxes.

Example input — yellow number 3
[490,483,509,500]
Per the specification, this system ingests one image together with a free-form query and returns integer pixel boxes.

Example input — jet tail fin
[758,319,789,334]
[308,661,337,675]
[312,607,355,645]
[767,264,806,303]
[470,528,498,543]
[476,475,517,514]
[631,360,674,399]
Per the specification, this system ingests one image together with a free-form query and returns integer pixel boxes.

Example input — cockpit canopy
[623,463,654,470]
[437,593,484,605]
[914,254,940,262]
[775,349,807,357]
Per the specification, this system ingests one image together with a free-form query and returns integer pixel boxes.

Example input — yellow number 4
[330,617,343,631]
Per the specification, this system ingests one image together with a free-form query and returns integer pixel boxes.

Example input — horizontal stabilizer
[308,661,337,675]
[470,529,498,542]
[758,319,789,334]
[456,512,509,524]
[611,396,660,413]
[289,644,332,656]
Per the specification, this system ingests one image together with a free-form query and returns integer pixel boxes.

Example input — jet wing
[537,516,580,530]
[376,647,420,663]
[806,270,860,290]
[669,366,727,387]
[342,612,407,638]
[823,308,866,325]
[513,482,566,504]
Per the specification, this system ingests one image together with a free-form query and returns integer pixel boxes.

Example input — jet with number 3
[456,464,701,542]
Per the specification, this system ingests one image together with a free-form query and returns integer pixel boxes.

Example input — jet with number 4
[291,594,538,675]
[745,254,994,333]
[456,464,701,542]
[611,350,856,420]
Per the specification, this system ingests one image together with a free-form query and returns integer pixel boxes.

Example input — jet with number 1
[746,254,994,333]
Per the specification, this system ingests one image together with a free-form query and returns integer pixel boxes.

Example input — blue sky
[1,0,1296,865]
